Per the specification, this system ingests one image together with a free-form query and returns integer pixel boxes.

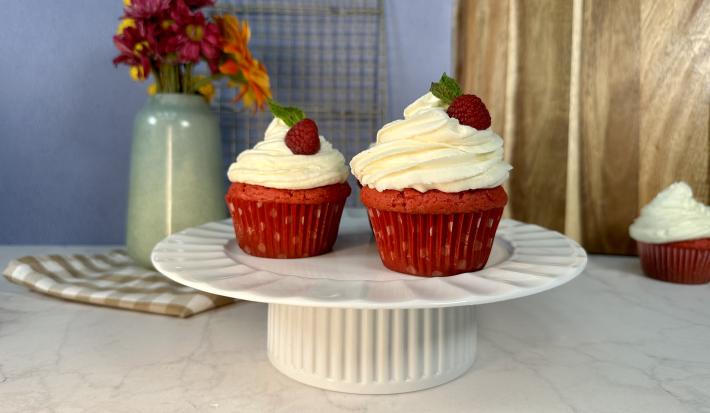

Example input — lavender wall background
[0,0,453,244]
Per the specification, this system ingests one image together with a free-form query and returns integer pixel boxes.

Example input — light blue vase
[126,94,227,268]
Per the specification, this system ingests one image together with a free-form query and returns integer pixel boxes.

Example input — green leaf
[189,75,217,93]
[267,99,306,127]
[429,72,462,104]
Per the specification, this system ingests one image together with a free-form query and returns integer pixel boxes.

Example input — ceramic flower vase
[126,93,227,268]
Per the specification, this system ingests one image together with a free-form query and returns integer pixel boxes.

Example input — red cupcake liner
[227,198,347,258]
[637,242,710,284]
[366,208,504,276]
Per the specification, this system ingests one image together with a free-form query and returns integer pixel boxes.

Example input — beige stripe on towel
[3,250,234,318]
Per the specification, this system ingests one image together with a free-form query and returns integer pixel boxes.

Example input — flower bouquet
[114,0,273,268]
[113,0,271,109]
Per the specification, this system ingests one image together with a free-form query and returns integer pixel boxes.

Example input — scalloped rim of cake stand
[151,209,587,309]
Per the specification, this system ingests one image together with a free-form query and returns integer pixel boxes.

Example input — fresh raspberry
[285,118,320,155]
[446,94,491,130]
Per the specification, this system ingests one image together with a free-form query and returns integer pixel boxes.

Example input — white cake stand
[152,209,586,394]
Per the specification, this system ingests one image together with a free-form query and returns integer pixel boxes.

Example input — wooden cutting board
[455,0,710,254]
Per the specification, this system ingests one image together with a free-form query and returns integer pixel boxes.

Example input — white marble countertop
[1,245,709,413]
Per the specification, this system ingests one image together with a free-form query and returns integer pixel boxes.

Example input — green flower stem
[159,64,168,93]
[183,63,193,94]
[153,63,218,95]
[177,64,183,92]
[151,62,163,92]
[170,65,179,93]
[158,64,176,93]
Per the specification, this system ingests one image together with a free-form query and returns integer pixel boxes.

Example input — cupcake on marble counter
[351,73,512,276]
[225,101,351,258]
[629,182,710,284]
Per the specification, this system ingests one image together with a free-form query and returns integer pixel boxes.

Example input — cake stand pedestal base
[267,304,477,394]
[153,216,587,393]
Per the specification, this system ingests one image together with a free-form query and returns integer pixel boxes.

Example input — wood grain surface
[639,0,710,205]
[456,0,710,254]
[456,0,573,233]
[579,0,640,254]
[455,0,509,136]
[510,0,573,233]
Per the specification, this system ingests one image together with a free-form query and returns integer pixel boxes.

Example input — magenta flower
[124,0,172,19]
[166,2,220,71]
[112,25,156,79]
[183,0,215,9]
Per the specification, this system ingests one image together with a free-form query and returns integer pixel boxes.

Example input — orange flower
[219,58,271,111]
[216,14,252,59]
[215,14,272,110]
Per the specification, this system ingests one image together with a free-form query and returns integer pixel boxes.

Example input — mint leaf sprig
[267,99,305,127]
[429,73,462,105]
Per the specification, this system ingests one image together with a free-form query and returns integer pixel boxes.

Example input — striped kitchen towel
[2,250,234,317]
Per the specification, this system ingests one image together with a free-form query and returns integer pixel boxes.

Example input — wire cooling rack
[209,0,388,205]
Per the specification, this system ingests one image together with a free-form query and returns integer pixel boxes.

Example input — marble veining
[1,246,709,412]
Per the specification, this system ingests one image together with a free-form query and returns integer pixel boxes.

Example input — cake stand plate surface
[152,209,586,394]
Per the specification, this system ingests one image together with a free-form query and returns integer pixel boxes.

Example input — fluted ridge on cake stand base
[267,304,477,394]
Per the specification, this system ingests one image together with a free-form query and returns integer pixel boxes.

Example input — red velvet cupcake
[361,186,508,276]
[225,101,351,258]
[636,239,710,284]
[630,183,710,284]
[351,74,512,276]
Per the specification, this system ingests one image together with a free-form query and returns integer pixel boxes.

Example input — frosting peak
[403,92,448,118]
[227,118,349,189]
[350,92,512,193]
[629,182,710,243]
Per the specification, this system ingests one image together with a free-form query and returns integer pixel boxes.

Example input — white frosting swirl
[629,182,710,243]
[227,118,349,189]
[350,92,512,192]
